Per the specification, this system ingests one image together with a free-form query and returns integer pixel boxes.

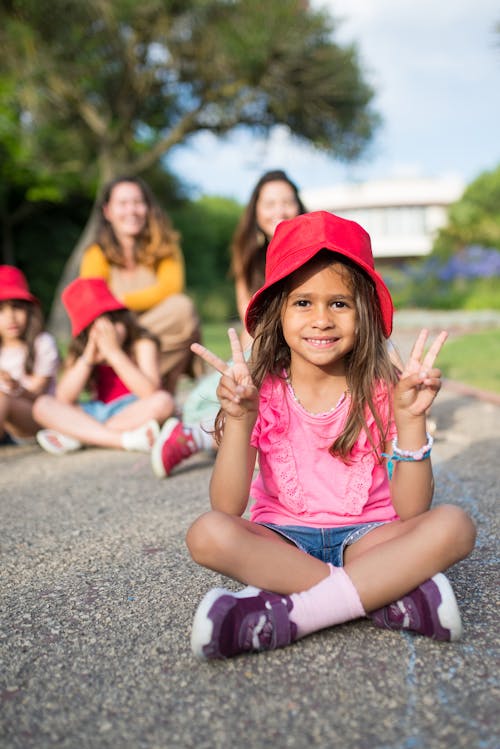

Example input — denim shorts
[81,394,138,423]
[258,521,387,567]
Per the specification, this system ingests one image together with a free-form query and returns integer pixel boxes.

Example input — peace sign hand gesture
[394,329,447,419]
[191,328,259,419]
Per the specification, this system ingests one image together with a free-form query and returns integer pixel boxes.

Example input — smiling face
[0,301,28,344]
[102,181,149,241]
[281,259,357,376]
[255,180,301,240]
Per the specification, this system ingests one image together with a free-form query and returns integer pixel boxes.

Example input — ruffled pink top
[250,375,398,528]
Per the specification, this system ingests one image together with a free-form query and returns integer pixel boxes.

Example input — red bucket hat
[62,278,126,336]
[245,211,393,338]
[0,265,39,305]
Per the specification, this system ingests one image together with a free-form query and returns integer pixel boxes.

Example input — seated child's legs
[105,390,174,430]
[186,510,330,593]
[344,504,476,612]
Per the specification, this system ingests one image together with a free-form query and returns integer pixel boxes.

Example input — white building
[301,176,465,259]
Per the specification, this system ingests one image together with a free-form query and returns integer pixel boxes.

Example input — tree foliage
[433,163,500,258]
[0,0,380,333]
[0,0,378,188]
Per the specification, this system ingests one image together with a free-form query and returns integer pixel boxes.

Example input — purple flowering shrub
[436,245,500,281]
[385,245,500,310]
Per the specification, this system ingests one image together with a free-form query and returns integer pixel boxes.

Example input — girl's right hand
[191,328,258,418]
[82,328,101,366]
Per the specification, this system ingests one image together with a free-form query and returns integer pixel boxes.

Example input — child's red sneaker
[151,418,199,478]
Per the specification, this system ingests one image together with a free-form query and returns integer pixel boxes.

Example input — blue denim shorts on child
[81,394,138,423]
[258,521,387,567]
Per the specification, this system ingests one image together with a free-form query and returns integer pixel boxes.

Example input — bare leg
[0,393,39,438]
[34,395,126,448]
[187,511,332,591]
[186,505,476,612]
[105,391,174,430]
[344,504,476,610]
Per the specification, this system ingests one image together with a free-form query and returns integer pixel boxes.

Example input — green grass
[201,322,500,395]
[200,321,242,361]
[438,328,500,393]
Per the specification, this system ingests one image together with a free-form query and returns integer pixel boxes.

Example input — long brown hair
[217,251,399,459]
[0,299,44,375]
[230,170,307,297]
[93,176,182,269]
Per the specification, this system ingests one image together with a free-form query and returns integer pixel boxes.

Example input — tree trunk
[47,199,101,342]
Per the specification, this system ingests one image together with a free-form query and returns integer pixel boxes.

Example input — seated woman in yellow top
[80,176,201,393]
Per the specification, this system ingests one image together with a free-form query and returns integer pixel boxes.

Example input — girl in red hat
[185,211,475,659]
[0,265,59,445]
[34,278,174,455]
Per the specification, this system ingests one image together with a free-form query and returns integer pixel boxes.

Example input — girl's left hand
[0,369,20,395]
[395,329,447,417]
[92,317,121,358]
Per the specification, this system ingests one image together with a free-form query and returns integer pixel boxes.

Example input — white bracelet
[382,432,433,479]
[392,432,434,460]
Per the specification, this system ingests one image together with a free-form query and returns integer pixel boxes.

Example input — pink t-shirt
[0,332,59,395]
[249,375,398,528]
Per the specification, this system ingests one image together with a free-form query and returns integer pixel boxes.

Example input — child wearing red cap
[34,278,174,455]
[185,211,476,659]
[0,265,59,444]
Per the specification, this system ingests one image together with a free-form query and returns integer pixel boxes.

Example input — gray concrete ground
[1,312,499,749]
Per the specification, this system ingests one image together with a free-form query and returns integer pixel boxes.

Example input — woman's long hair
[217,251,399,458]
[0,300,43,375]
[230,170,306,297]
[93,176,182,268]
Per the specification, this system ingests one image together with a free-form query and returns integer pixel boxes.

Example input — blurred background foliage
[0,1,499,327]
[386,163,500,312]
[0,0,379,331]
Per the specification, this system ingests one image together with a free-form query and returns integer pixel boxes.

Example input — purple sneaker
[370,573,462,641]
[191,586,298,659]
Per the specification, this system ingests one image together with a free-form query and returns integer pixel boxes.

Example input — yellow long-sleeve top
[80,244,185,312]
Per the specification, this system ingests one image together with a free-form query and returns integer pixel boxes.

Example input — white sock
[188,423,215,451]
[121,420,159,452]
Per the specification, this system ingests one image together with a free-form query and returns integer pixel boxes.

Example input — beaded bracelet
[382,432,434,480]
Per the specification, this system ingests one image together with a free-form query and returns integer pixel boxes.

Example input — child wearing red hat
[184,211,476,659]
[34,278,174,454]
[0,265,59,444]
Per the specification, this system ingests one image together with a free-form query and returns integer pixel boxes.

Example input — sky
[167,0,500,202]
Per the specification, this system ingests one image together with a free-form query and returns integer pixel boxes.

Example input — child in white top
[34,278,174,454]
[185,211,476,659]
[0,266,59,444]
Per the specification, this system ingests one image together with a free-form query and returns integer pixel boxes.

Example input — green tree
[0,0,379,333]
[433,163,500,258]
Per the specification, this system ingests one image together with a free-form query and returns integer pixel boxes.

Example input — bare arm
[191,328,259,516]
[209,411,258,516]
[56,355,93,403]
[234,276,252,325]
[0,370,51,400]
[388,329,447,519]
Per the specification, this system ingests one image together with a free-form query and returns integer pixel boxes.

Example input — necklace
[285,375,348,416]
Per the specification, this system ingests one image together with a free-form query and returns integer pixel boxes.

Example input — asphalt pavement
[1,312,499,749]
